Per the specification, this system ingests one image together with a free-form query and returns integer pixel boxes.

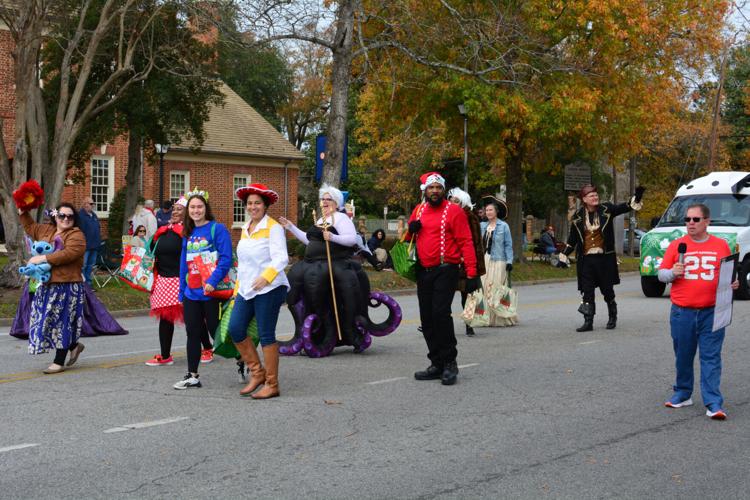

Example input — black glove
[408,220,422,234]
[465,277,481,294]
[634,186,646,203]
[506,263,513,272]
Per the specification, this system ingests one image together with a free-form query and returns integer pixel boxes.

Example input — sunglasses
[137,230,147,234]
[56,213,74,221]
[321,197,335,202]
[684,217,704,223]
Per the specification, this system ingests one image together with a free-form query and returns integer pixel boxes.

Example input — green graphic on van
[639,231,738,276]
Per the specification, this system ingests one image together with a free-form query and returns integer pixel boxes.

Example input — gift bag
[194,250,237,300]
[461,288,490,327]
[490,273,518,319]
[391,236,417,282]
[214,298,259,358]
[119,243,156,292]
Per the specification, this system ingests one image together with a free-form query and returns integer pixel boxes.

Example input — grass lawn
[0,257,641,318]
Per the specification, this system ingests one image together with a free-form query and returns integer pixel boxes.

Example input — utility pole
[628,157,637,255]
[708,40,732,171]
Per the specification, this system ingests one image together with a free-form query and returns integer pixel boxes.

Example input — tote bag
[391,236,417,282]
[461,288,491,327]
[119,240,157,292]
[213,298,259,358]
[488,273,518,319]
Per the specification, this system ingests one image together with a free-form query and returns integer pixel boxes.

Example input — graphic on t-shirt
[186,235,211,288]
[682,252,718,281]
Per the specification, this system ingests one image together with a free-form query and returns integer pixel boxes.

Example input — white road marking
[0,443,40,453]
[579,340,602,345]
[104,416,189,434]
[458,363,479,369]
[84,346,186,360]
[367,377,407,385]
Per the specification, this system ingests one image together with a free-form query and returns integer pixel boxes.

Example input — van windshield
[658,194,750,227]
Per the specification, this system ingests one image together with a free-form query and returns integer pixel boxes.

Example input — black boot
[465,324,475,336]
[606,301,617,330]
[441,361,459,385]
[415,364,442,380]
[576,302,595,332]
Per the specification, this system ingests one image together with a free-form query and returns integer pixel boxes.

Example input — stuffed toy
[19,240,57,283]
[12,180,44,213]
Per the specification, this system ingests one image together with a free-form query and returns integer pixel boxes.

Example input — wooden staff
[314,208,342,341]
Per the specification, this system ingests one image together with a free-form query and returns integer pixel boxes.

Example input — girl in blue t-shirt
[174,192,232,390]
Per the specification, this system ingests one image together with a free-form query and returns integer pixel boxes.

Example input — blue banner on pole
[315,135,348,183]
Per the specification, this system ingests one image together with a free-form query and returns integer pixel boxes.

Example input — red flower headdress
[13,180,44,212]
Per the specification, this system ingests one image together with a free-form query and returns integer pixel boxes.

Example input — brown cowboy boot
[252,343,280,399]
[235,338,265,396]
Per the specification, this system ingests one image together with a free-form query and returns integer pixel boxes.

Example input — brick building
[61,82,304,244]
[1,22,304,245]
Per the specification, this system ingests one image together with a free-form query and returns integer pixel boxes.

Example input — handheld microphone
[677,242,687,264]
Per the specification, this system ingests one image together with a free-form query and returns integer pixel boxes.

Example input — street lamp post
[155,143,169,204]
[458,104,468,191]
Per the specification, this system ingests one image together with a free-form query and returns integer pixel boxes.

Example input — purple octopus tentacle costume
[278,225,401,357]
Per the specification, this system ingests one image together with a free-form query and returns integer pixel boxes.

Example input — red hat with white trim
[419,171,446,191]
[235,183,279,206]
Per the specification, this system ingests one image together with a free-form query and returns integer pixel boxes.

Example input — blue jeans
[228,286,287,347]
[83,249,98,285]
[669,304,725,408]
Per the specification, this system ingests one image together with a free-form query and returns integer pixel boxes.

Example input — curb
[0,272,641,325]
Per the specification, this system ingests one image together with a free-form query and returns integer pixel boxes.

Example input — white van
[639,171,750,299]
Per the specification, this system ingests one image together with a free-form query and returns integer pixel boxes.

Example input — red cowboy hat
[235,183,279,206]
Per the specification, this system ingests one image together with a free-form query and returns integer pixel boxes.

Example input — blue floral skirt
[28,282,84,355]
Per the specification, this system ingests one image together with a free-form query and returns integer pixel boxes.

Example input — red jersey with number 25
[660,235,731,308]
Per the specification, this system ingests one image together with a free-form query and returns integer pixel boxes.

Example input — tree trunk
[321,0,355,188]
[122,130,142,234]
[0,204,26,288]
[506,153,525,263]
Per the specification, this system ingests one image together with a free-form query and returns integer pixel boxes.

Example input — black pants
[183,298,219,373]
[158,318,211,359]
[53,342,78,365]
[579,254,615,304]
[416,263,459,367]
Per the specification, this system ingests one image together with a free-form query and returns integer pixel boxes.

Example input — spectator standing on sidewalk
[78,197,100,286]
[156,200,173,228]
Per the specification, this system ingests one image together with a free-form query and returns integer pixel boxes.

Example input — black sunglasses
[56,213,75,221]
[684,217,704,223]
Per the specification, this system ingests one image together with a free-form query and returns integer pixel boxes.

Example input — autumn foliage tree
[352,0,728,259]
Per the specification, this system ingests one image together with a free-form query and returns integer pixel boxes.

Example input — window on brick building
[91,156,114,217]
[170,171,190,202]
[233,174,250,226]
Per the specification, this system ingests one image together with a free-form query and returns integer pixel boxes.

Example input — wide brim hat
[235,183,279,206]
[481,195,508,220]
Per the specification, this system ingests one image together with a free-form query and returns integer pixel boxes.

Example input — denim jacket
[480,220,513,262]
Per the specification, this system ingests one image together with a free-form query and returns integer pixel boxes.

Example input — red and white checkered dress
[149,275,183,324]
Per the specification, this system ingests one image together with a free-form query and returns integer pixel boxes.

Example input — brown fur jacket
[456,208,486,292]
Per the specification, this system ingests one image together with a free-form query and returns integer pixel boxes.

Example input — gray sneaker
[173,373,201,390]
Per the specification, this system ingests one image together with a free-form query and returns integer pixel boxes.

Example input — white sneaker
[664,397,693,408]
[173,373,201,390]
[706,408,727,420]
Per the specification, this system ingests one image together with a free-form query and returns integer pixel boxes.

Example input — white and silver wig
[447,187,474,209]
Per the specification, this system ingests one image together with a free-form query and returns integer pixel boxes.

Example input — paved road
[1,275,749,499]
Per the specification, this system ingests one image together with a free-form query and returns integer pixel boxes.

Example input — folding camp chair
[93,241,123,288]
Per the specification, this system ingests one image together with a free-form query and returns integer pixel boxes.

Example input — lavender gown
[10,282,128,339]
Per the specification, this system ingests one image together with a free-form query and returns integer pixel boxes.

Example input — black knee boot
[606,301,617,330]
[576,302,595,332]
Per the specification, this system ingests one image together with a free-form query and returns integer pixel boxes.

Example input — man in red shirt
[406,172,479,385]
[658,204,738,420]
